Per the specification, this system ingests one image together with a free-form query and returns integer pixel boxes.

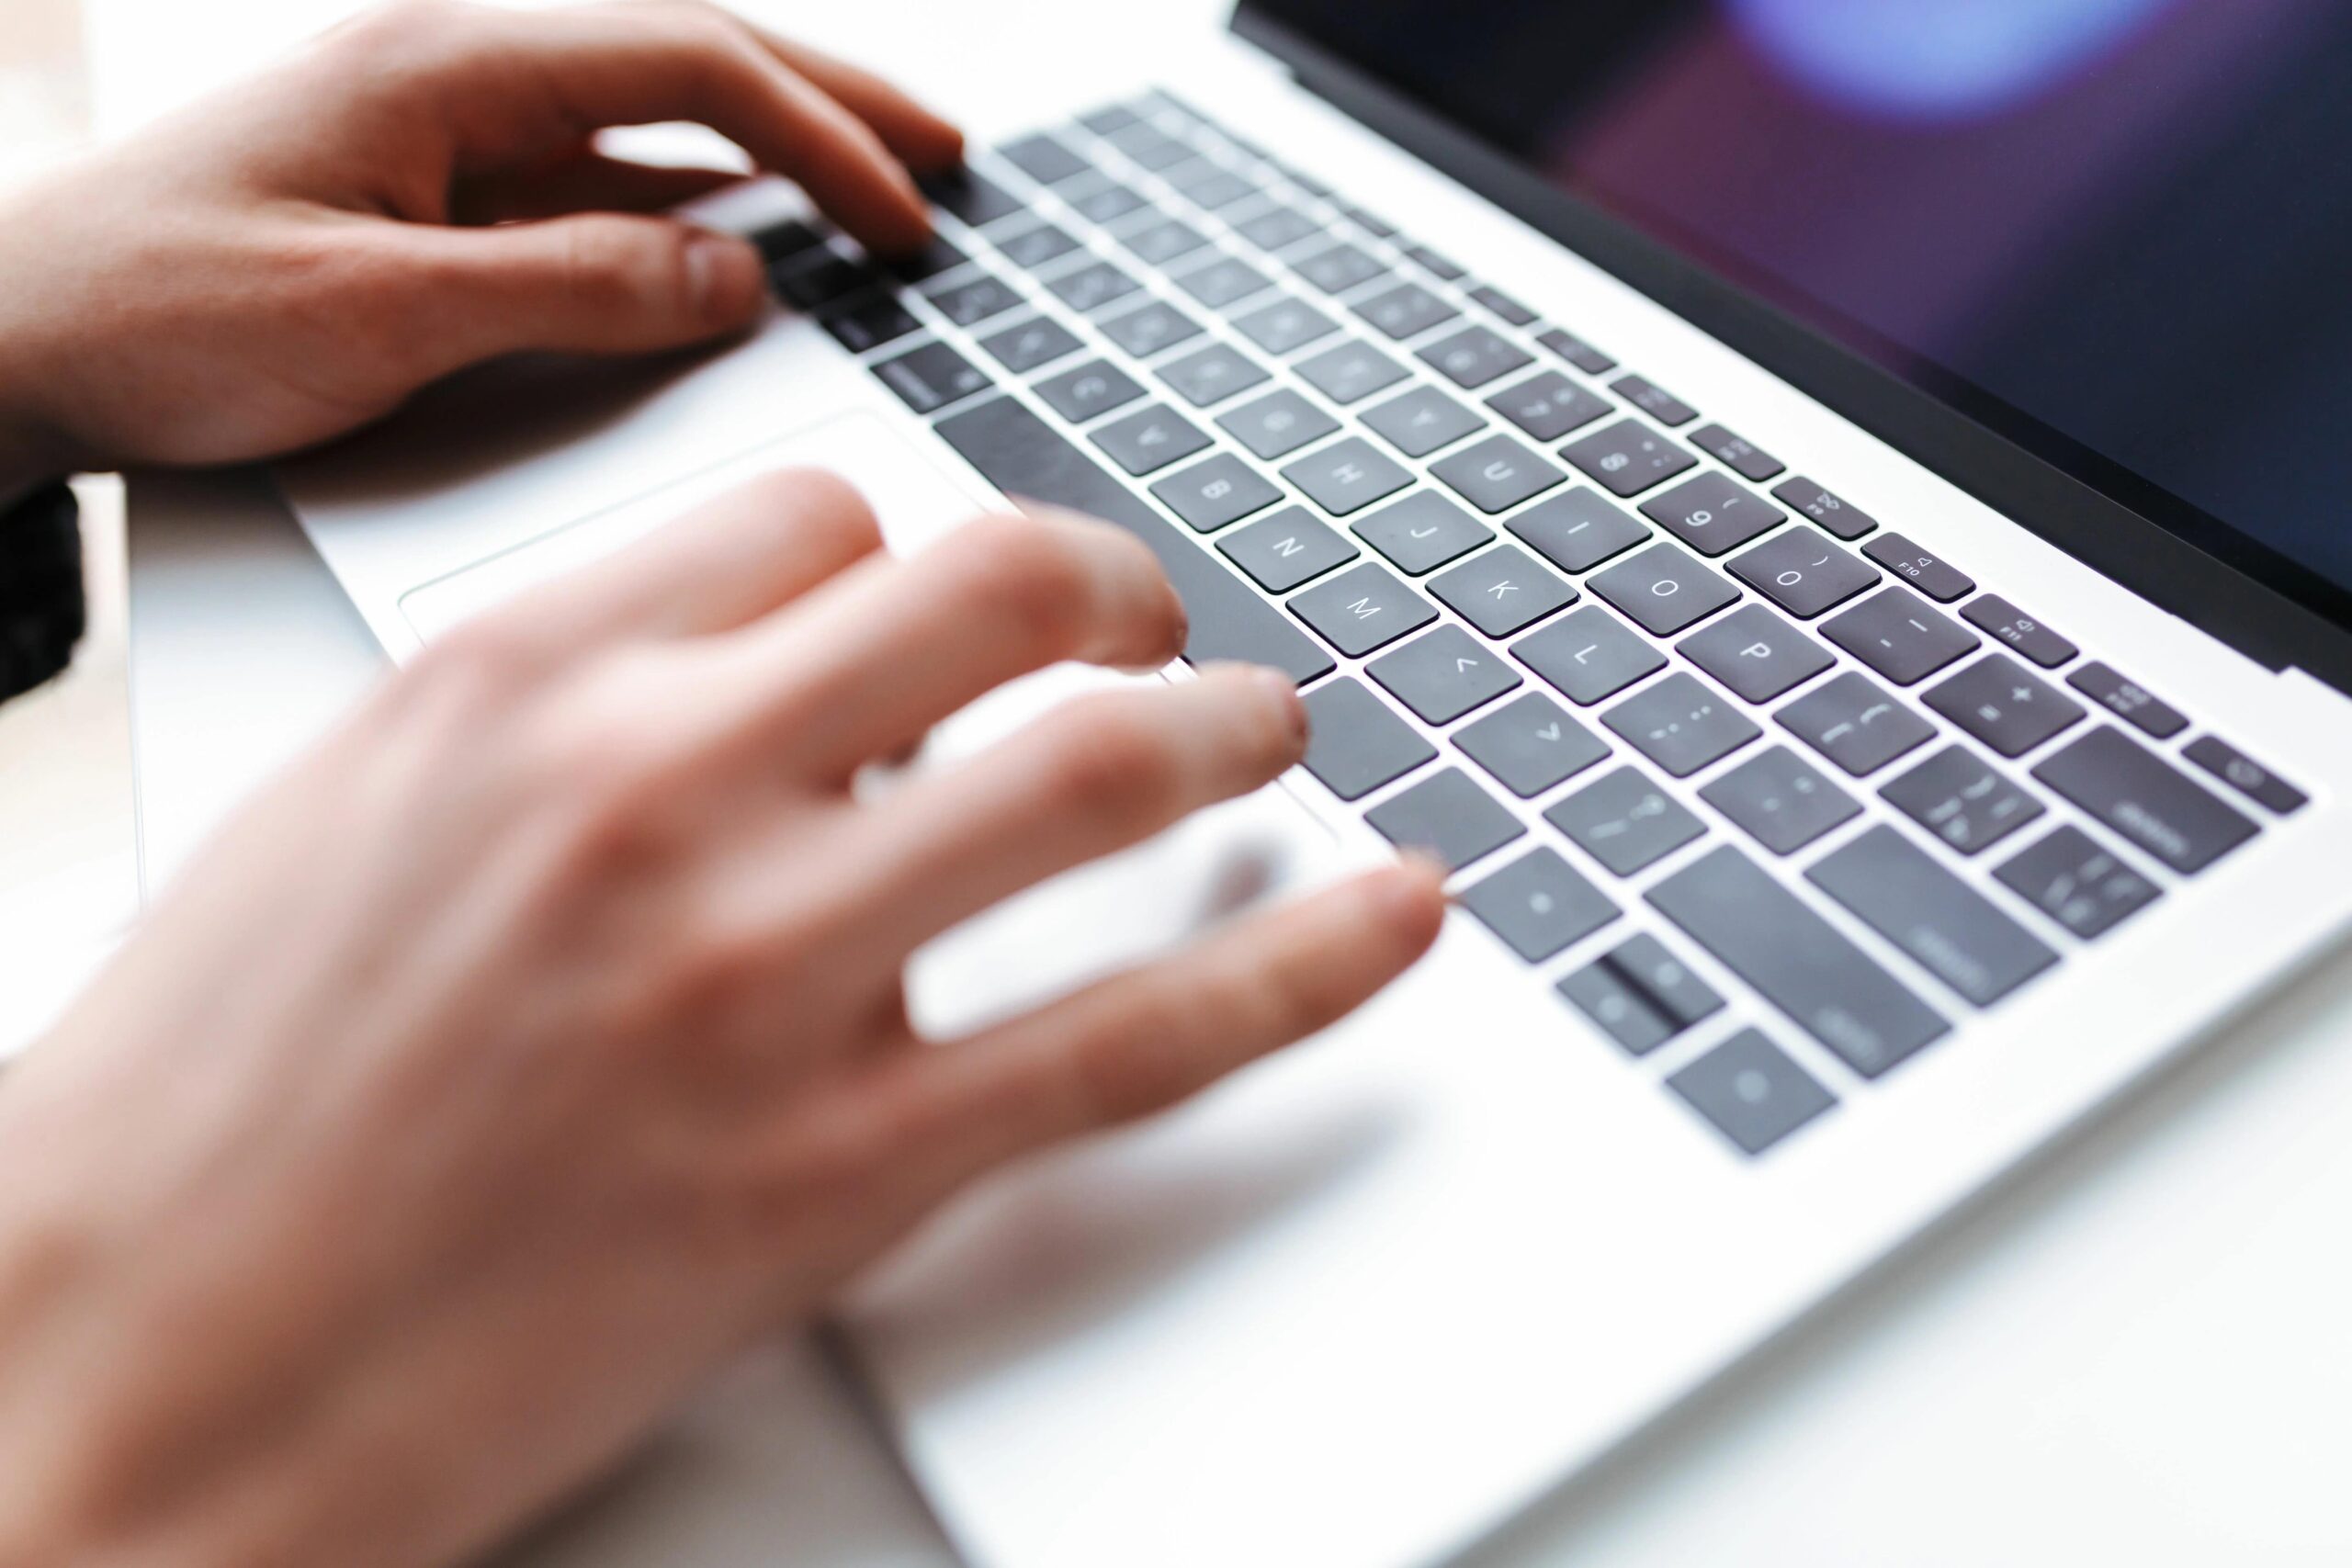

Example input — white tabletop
[102,4,2352,1564]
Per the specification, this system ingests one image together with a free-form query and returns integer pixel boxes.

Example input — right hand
[0,473,1444,1568]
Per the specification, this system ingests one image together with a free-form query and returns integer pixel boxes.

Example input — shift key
[1648,845,1950,1077]
[2032,726,2256,874]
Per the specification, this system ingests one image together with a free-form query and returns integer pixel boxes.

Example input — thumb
[398,214,768,372]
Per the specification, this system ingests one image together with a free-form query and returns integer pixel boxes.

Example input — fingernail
[685,231,763,324]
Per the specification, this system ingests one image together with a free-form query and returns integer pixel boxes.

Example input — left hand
[0,0,964,491]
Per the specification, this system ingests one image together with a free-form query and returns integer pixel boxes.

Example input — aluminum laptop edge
[272,12,2352,1568]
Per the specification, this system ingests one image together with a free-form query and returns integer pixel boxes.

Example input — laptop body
[271,6,2352,1567]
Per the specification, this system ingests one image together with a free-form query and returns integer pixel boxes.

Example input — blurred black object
[0,481,85,703]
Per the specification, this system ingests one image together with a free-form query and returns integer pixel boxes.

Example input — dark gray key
[994,221,1081,270]
[1233,205,1321,251]
[1034,358,1144,423]
[1678,604,1834,703]
[1588,543,1741,637]
[1165,162,1258,210]
[1545,765,1707,877]
[2185,735,2308,815]
[750,218,825,264]
[1217,388,1338,459]
[1149,451,1280,533]
[1369,626,1521,725]
[2066,662,2188,739]
[1962,595,2078,669]
[873,341,990,413]
[1603,671,1762,777]
[1098,298,1203,358]
[889,234,972,284]
[1090,402,1211,476]
[821,295,920,354]
[1605,933,1724,1029]
[1117,215,1209,266]
[978,314,1082,373]
[1046,258,1141,312]
[1281,437,1413,516]
[1158,341,1269,407]
[1430,434,1569,515]
[1454,692,1609,796]
[922,272,1023,327]
[1772,476,1877,540]
[1365,767,1525,872]
[777,250,881,308]
[999,131,1091,185]
[933,397,1334,684]
[1611,373,1697,426]
[1103,121,1193,170]
[1234,296,1340,355]
[1299,677,1436,801]
[1558,961,1677,1056]
[1563,419,1700,498]
[1486,371,1611,443]
[1405,243,1465,281]
[1067,176,1148,224]
[1170,254,1273,309]
[1649,845,1949,1077]
[1468,284,1537,327]
[1352,281,1461,342]
[1218,507,1357,592]
[1668,1030,1837,1156]
[1078,104,1141,135]
[1822,587,1977,685]
[1361,386,1486,457]
[1536,326,1616,375]
[920,166,1023,226]
[1995,825,2162,940]
[1701,745,1860,855]
[1291,242,1385,294]
[1879,744,2045,855]
[1513,605,1666,705]
[1922,653,2086,757]
[1641,471,1785,558]
[1727,529,1879,618]
[1290,561,1438,657]
[1776,671,1934,776]
[1811,825,2059,1007]
[1295,340,1408,405]
[1689,424,1784,482]
[1862,534,1973,602]
[1351,491,1491,575]
[2032,727,2257,874]
[1507,490,1649,574]
[1462,848,1619,962]
[1418,325,1534,389]
[1342,204,1396,239]
[1430,545,1577,637]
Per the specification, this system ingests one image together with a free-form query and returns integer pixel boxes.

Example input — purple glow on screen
[1729,0,2183,118]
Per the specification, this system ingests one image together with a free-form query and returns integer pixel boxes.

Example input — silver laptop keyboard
[765,88,2308,1157]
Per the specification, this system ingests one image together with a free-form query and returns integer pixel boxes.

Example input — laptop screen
[1244,0,2352,625]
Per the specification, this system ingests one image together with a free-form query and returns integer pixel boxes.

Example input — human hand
[0,470,1444,1568]
[0,0,963,491]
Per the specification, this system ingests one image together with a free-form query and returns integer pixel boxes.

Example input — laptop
[273,4,2352,1566]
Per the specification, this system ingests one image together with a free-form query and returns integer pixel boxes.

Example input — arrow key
[1430,544,1578,637]
[1369,624,1523,725]
[1455,691,1610,796]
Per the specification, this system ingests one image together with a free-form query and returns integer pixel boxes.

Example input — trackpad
[398,412,992,647]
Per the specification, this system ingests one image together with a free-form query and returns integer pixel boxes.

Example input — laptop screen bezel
[1228,2,2352,697]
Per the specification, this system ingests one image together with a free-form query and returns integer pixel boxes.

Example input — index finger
[460,2,947,254]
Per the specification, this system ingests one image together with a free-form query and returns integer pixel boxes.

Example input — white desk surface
[104,4,2352,1564]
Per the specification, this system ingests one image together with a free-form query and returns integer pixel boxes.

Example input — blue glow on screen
[1730,0,2183,118]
